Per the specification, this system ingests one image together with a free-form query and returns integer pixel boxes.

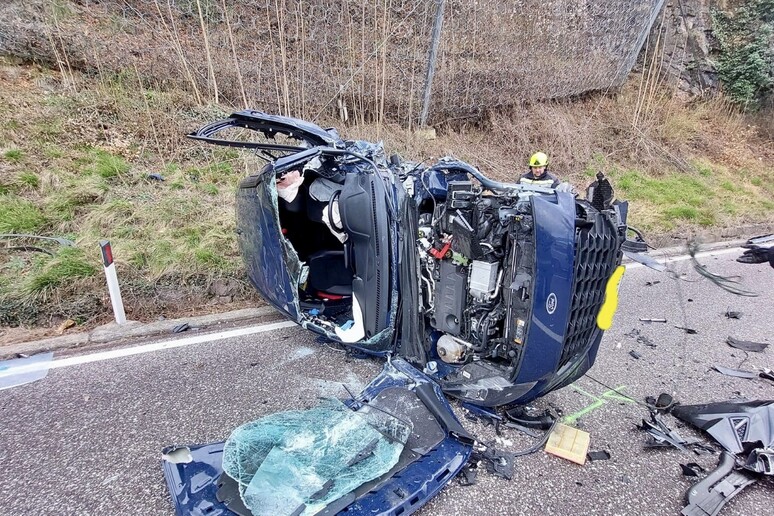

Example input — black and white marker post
[100,240,126,325]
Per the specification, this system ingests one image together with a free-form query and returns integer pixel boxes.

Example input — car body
[164,111,632,515]
[190,110,630,408]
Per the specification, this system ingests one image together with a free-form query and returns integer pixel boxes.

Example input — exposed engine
[416,180,536,366]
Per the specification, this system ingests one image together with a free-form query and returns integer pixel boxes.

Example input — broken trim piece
[681,451,757,516]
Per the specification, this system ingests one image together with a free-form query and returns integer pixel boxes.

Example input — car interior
[275,168,391,343]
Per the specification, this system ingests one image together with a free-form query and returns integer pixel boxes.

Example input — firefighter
[519,152,560,188]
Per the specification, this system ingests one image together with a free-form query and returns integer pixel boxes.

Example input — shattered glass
[222,399,412,516]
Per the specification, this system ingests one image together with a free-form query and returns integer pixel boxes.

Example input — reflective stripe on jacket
[519,170,560,188]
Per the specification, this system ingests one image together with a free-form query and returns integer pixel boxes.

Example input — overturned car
[191,110,630,407]
[163,111,634,515]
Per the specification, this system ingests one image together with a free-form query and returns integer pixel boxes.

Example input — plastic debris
[586,450,611,461]
[172,323,190,333]
[680,463,705,477]
[712,366,757,379]
[629,350,642,360]
[675,326,698,335]
[726,336,769,353]
[147,173,165,181]
[0,352,54,390]
[724,311,742,319]
[645,393,675,413]
[470,445,517,479]
[640,318,667,323]
[545,423,590,465]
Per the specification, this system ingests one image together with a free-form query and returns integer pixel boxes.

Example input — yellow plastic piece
[596,265,625,330]
[545,423,590,465]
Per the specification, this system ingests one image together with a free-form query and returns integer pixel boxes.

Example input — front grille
[558,212,620,368]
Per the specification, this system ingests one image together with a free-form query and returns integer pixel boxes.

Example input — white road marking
[0,320,297,376]
[624,246,742,270]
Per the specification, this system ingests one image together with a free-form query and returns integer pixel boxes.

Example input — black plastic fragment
[680,462,705,477]
[147,173,165,181]
[504,406,554,430]
[724,311,742,319]
[726,336,768,353]
[587,450,611,461]
[675,326,698,335]
[629,350,642,360]
[172,323,190,333]
[458,464,478,486]
[680,452,757,516]
[503,421,542,438]
[471,446,517,480]
[711,365,757,379]
[416,382,475,444]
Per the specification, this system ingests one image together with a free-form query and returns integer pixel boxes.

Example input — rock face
[651,1,719,95]
[650,0,771,98]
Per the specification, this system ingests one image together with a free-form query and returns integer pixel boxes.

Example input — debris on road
[637,413,708,453]
[679,462,705,477]
[681,451,757,516]
[712,365,757,379]
[639,318,667,323]
[726,336,769,353]
[586,450,611,462]
[545,423,590,465]
[172,323,190,333]
[629,350,642,360]
[504,406,555,430]
[0,352,54,391]
[672,400,774,470]
[675,326,698,335]
[724,311,743,319]
[470,445,517,480]
[645,393,675,413]
[760,368,774,382]
[624,328,656,348]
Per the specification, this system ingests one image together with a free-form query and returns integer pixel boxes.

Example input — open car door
[192,112,395,345]
[162,358,473,515]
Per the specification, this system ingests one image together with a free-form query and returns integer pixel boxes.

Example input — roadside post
[100,240,126,325]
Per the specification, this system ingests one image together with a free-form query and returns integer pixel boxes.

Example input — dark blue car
[163,111,631,515]
[190,110,629,408]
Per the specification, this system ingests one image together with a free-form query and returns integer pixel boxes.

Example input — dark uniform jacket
[519,170,560,188]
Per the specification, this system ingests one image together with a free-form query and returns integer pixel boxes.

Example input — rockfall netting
[2,0,664,124]
[221,399,412,516]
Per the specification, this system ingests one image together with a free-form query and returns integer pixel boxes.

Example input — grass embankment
[1,60,773,333]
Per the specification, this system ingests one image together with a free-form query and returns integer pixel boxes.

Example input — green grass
[16,171,40,189]
[3,148,23,162]
[0,195,47,233]
[85,149,131,179]
[23,247,96,297]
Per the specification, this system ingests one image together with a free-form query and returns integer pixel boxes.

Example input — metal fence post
[420,0,445,127]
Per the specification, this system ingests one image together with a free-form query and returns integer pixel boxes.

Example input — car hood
[161,358,473,515]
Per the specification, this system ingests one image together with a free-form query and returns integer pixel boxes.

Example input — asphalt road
[1,248,772,515]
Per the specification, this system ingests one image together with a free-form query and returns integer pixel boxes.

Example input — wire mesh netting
[3,0,664,125]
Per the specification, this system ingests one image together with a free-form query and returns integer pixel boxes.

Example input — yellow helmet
[529,152,548,168]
